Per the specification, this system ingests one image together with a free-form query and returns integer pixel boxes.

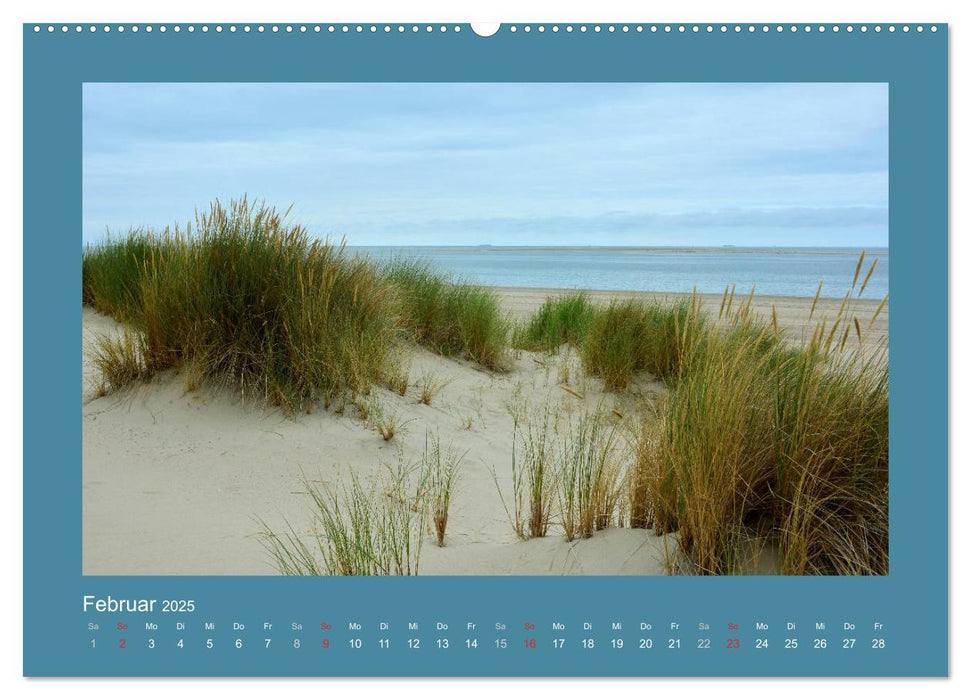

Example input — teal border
[23,23,948,677]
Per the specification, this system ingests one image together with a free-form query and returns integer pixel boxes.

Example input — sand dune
[82,287,884,576]
[83,306,673,576]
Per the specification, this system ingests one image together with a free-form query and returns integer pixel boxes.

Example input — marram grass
[90,328,151,396]
[509,255,888,575]
[556,407,626,541]
[512,292,594,354]
[84,199,516,412]
[630,259,889,575]
[260,432,463,574]
[420,432,465,547]
[497,406,557,540]
[82,230,156,322]
[515,294,707,390]
[581,297,707,390]
[381,257,511,371]
[260,470,425,576]
[497,402,627,542]
[84,198,401,412]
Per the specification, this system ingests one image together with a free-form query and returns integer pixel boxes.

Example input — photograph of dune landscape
[82,83,889,576]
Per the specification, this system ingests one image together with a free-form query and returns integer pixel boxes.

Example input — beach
[498,286,888,351]
[82,287,886,576]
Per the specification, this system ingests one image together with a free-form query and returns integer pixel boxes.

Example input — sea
[348,246,890,300]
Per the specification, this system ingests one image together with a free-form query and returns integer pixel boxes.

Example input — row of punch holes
[32,23,940,35]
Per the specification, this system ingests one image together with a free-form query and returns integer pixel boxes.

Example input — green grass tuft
[581,297,706,391]
[382,258,511,371]
[513,292,594,353]
[556,408,626,541]
[260,469,425,576]
[83,197,401,412]
[497,407,558,540]
[497,403,627,542]
[82,230,156,322]
[419,432,465,547]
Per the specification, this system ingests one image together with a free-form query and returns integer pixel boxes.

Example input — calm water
[350,247,889,300]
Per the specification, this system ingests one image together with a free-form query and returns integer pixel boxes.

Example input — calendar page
[22,20,947,677]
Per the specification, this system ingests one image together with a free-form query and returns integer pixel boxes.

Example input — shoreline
[490,284,889,304]
[349,245,889,257]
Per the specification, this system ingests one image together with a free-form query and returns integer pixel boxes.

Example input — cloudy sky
[82,82,888,246]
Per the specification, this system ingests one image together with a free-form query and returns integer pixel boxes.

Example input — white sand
[83,307,673,576]
[82,288,885,576]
